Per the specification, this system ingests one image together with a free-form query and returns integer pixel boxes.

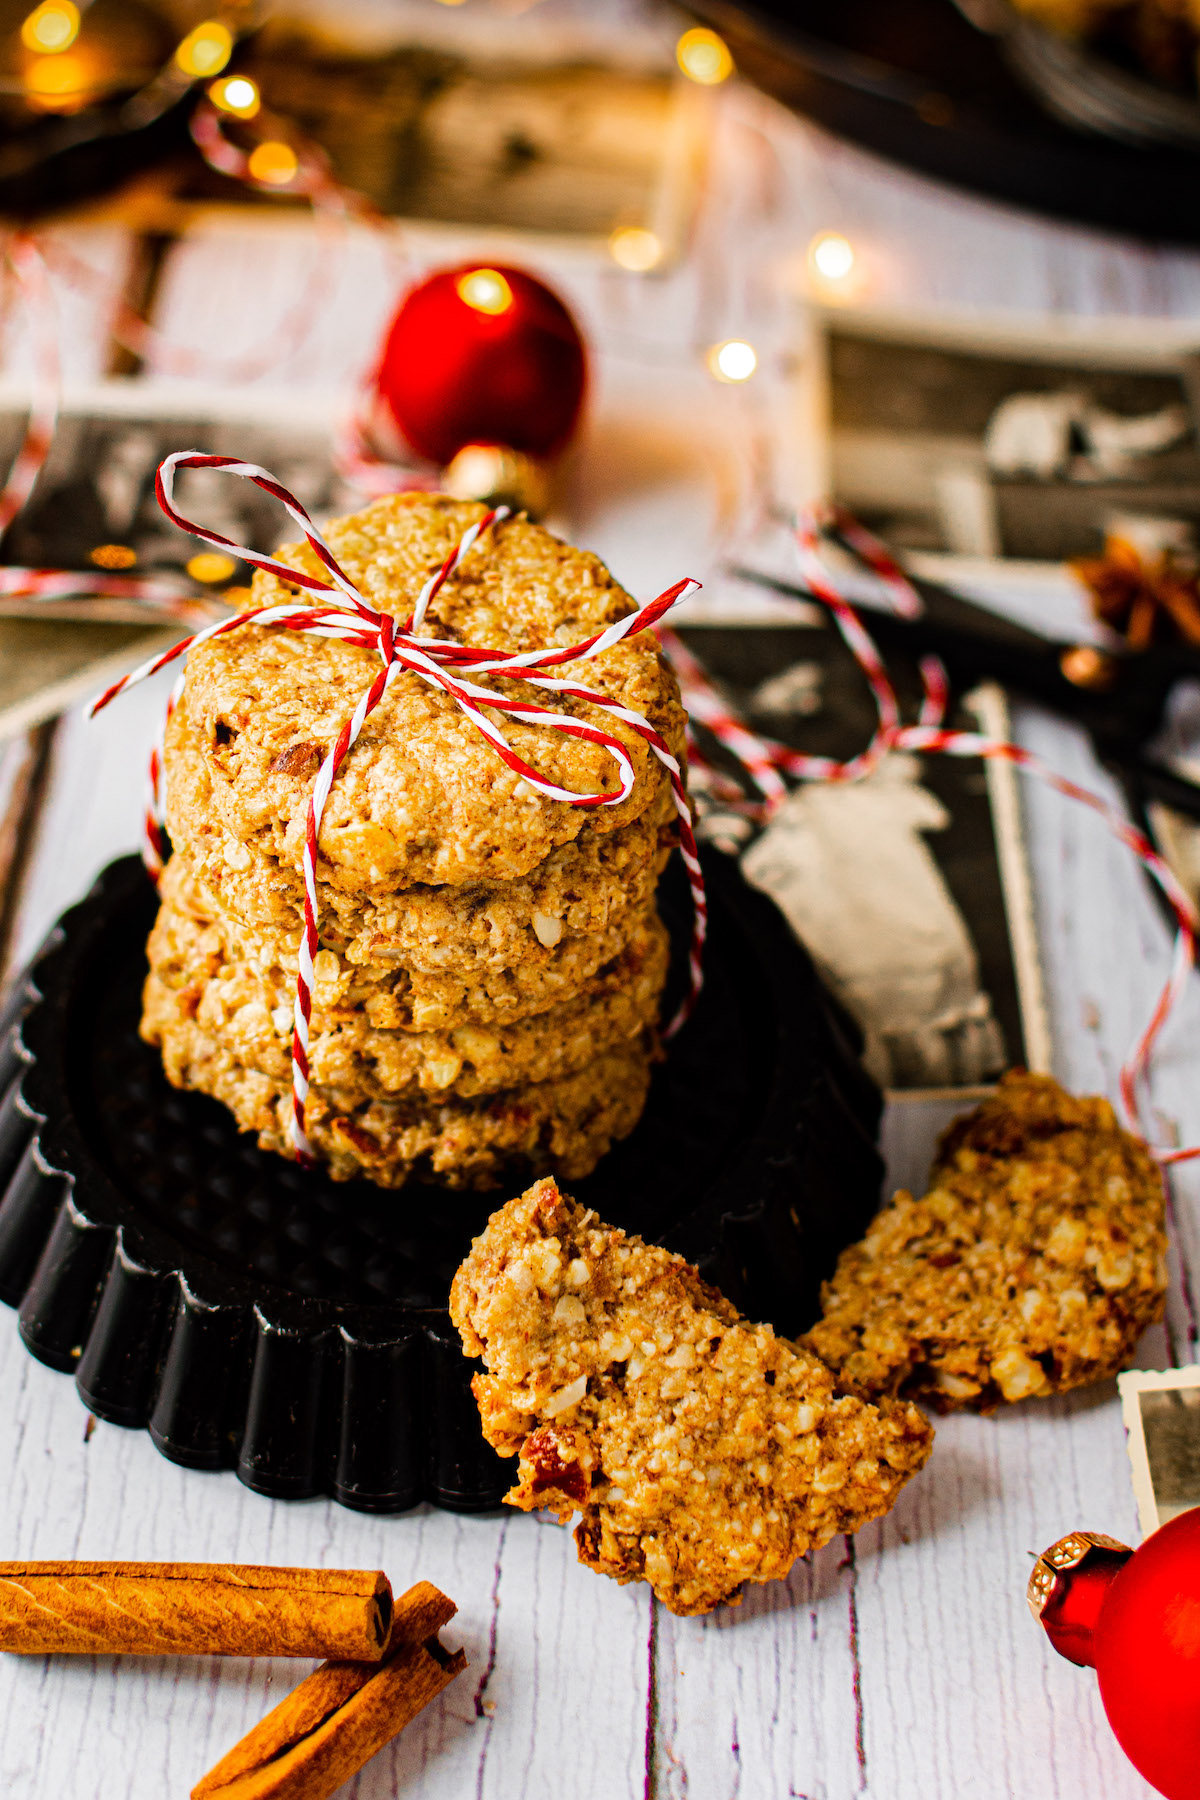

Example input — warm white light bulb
[809,231,855,283]
[210,75,260,117]
[175,20,233,79]
[676,28,733,85]
[23,51,84,98]
[609,227,662,273]
[186,552,237,584]
[708,339,758,383]
[248,141,299,186]
[21,2,79,53]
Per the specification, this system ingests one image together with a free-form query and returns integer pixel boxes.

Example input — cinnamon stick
[191,1580,464,1800]
[0,1562,392,1660]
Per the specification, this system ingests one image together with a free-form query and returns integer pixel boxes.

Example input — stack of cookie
[140,494,686,1190]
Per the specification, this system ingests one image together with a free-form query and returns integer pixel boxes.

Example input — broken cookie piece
[804,1071,1167,1411]
[449,1179,933,1616]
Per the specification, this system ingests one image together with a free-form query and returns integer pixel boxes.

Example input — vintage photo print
[678,621,1051,1099]
[1118,1365,1200,1536]
[181,28,705,252]
[823,317,1200,566]
[0,394,350,579]
[0,385,347,740]
[818,313,1200,937]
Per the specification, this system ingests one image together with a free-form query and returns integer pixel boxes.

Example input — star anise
[1072,534,1200,650]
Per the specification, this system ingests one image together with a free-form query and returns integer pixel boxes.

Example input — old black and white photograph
[680,621,1050,1097]
[183,21,705,247]
[1120,1366,1200,1534]
[0,388,347,736]
[825,319,1200,566]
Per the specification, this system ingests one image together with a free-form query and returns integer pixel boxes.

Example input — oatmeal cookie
[157,854,661,1033]
[164,494,686,893]
[803,1071,1168,1410]
[142,986,655,1189]
[167,773,676,974]
[450,1180,933,1615]
[145,896,669,1100]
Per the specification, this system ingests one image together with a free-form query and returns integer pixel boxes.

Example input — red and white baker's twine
[37,100,383,389]
[0,234,57,540]
[190,98,384,228]
[90,453,705,1164]
[664,505,1200,1167]
[0,564,219,620]
[0,93,405,536]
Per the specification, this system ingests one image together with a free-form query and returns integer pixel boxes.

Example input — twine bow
[92,453,706,1163]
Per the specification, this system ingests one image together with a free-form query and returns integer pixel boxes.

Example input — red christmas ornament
[1029,1513,1200,1799]
[374,263,587,469]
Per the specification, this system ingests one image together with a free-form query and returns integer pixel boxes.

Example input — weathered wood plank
[651,1541,864,1800]
[853,1400,1153,1800]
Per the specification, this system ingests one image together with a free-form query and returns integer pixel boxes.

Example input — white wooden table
[2,19,1200,1795]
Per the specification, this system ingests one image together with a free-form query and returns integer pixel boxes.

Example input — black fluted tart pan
[0,848,884,1514]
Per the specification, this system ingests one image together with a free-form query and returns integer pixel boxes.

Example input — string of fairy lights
[19,4,240,108]
[609,27,863,383]
[14,2,306,179]
[7,6,866,395]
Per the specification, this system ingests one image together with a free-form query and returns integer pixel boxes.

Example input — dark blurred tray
[692,0,1200,243]
[0,848,884,1514]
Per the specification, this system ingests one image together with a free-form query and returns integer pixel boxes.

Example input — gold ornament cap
[1026,1530,1130,1620]
[443,444,550,519]
[1027,1530,1132,1669]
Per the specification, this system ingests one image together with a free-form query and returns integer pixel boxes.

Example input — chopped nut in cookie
[450,1179,933,1615]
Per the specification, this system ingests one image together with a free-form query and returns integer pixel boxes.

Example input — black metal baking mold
[0,848,884,1514]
